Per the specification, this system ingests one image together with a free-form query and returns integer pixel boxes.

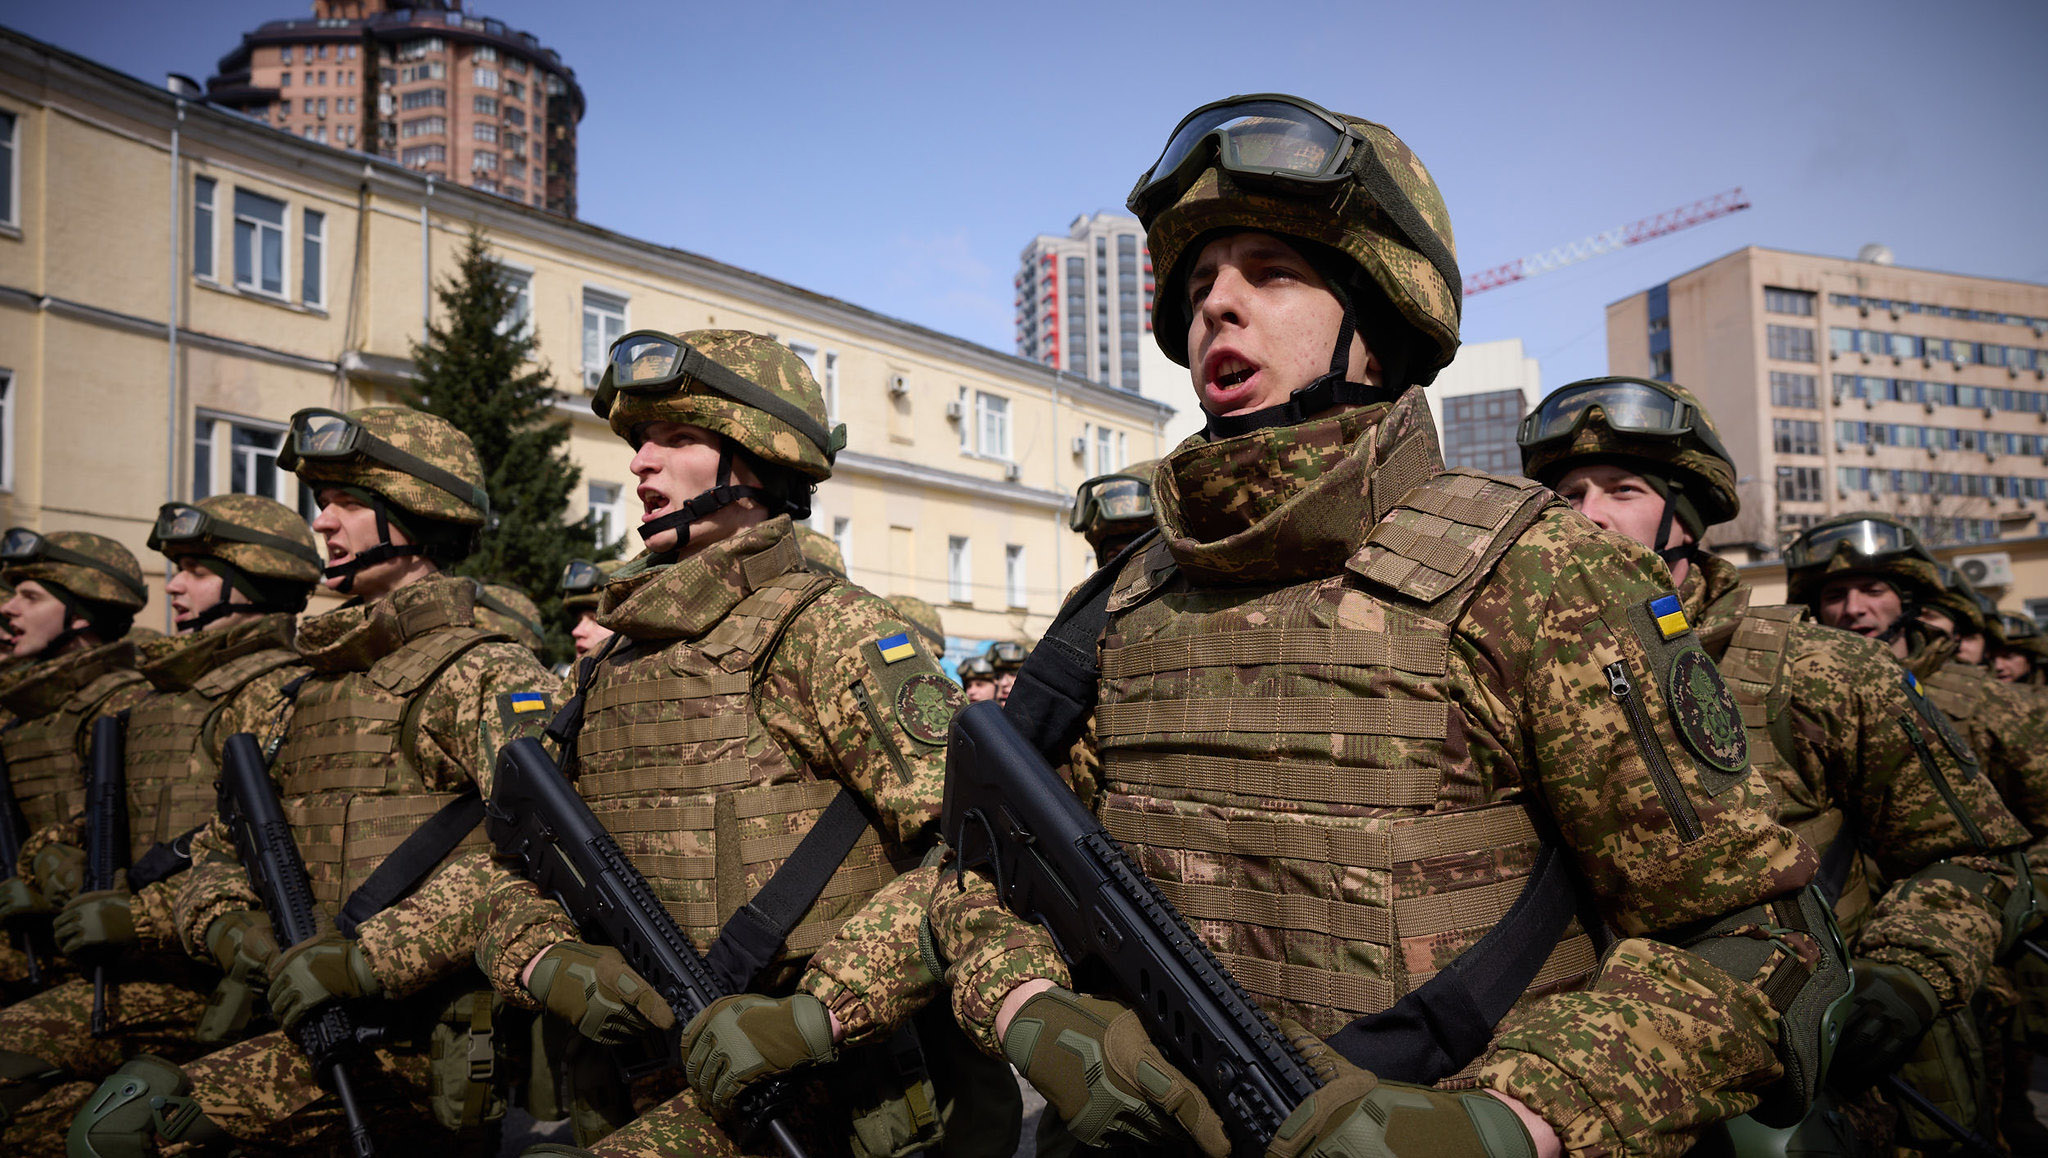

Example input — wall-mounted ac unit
[1071,436,1087,457]
[1003,462,1022,482]
[888,375,909,397]
[944,400,963,420]
[1956,552,2014,588]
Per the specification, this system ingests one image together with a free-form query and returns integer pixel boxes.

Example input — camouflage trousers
[166,1030,454,1157]
[0,972,212,1157]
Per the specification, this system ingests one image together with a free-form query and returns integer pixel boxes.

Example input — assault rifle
[85,713,129,1036]
[941,700,1321,1158]
[0,746,44,986]
[486,736,809,1158]
[218,732,376,1158]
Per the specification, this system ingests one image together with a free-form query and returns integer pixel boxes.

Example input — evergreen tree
[405,225,606,665]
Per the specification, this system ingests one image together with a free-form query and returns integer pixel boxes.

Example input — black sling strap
[545,634,628,774]
[1813,831,1860,909]
[128,824,205,890]
[1002,529,1159,760]
[335,788,486,937]
[703,787,872,993]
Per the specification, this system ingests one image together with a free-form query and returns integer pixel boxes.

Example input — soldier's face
[1816,576,1904,639]
[1993,651,2031,682]
[964,678,996,703]
[1552,464,1693,582]
[571,611,614,657]
[1955,633,1986,665]
[164,558,243,631]
[628,421,768,556]
[311,488,428,599]
[1,579,83,658]
[1184,232,1377,418]
[996,670,1017,705]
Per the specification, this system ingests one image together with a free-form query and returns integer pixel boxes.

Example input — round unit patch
[896,672,962,746]
[1668,648,1748,773]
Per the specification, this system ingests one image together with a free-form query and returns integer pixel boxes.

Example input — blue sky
[12,0,2047,394]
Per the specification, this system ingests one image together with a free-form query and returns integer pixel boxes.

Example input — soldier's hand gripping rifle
[0,746,45,986]
[940,700,1321,1158]
[487,736,810,1158]
[85,713,129,1036]
[218,732,376,1158]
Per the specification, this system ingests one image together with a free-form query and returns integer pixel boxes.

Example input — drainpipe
[420,174,434,347]
[164,99,184,630]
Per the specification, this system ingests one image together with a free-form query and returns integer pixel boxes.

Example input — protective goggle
[1069,474,1155,532]
[957,657,995,680]
[276,408,490,515]
[146,503,322,567]
[1127,94,1364,222]
[592,331,843,461]
[987,641,1027,668]
[1516,379,1733,465]
[0,528,149,603]
[560,559,603,596]
[1782,518,1924,571]
[1996,612,2039,641]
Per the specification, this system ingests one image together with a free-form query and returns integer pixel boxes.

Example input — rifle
[0,746,44,986]
[940,700,1320,1158]
[218,732,376,1158]
[486,736,809,1158]
[85,713,129,1036]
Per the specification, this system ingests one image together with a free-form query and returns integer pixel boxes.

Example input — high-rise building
[1608,246,2048,559]
[1426,338,1540,476]
[202,0,583,215]
[1015,211,1154,393]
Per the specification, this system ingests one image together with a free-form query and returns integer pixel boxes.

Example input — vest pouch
[837,1022,943,1158]
[426,988,512,1132]
[1891,1004,1992,1152]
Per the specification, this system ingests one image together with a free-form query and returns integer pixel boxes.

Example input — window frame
[581,288,629,389]
[1005,544,1026,608]
[192,410,296,507]
[192,174,217,281]
[301,207,326,308]
[0,368,14,493]
[947,535,972,604]
[587,481,622,545]
[0,107,17,232]
[973,390,1011,460]
[231,187,289,298]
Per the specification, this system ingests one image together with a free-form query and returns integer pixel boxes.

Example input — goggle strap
[1346,146,1461,320]
[13,541,149,605]
[157,521,323,569]
[1202,373,1402,440]
[295,419,488,517]
[673,348,844,461]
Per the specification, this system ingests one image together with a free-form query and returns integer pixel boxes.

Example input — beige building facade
[0,28,1172,658]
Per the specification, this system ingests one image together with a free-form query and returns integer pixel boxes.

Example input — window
[474,123,497,143]
[301,209,324,307]
[192,413,293,504]
[316,45,326,60]
[832,517,852,569]
[399,62,445,83]
[0,369,13,492]
[280,72,290,87]
[1772,418,1821,455]
[1776,465,1823,503]
[400,144,446,167]
[496,267,531,338]
[1767,324,1816,363]
[280,46,292,64]
[823,352,838,421]
[582,290,627,388]
[507,55,528,74]
[1769,371,1817,409]
[473,46,498,64]
[1095,426,1114,476]
[472,151,497,172]
[400,88,446,110]
[1005,545,1026,607]
[1764,287,1814,316]
[232,188,287,295]
[974,391,1010,459]
[474,68,499,90]
[587,482,621,545]
[787,342,818,382]
[0,110,15,229]
[948,536,971,603]
[504,105,525,128]
[402,116,445,138]
[192,175,216,279]
[474,95,498,116]
[1649,349,1672,378]
[506,79,525,101]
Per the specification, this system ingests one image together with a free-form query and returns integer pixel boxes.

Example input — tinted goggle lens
[1785,519,1914,569]
[0,528,43,561]
[293,413,358,458]
[610,334,683,389]
[561,560,602,593]
[1133,98,1351,214]
[155,505,208,542]
[1522,381,1685,445]
[990,642,1025,665]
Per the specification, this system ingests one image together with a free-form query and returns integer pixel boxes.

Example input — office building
[1426,338,1540,476]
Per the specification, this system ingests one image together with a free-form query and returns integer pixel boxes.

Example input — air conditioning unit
[888,375,909,397]
[1070,436,1087,457]
[944,400,963,420]
[1956,551,2015,588]
[1003,462,1022,482]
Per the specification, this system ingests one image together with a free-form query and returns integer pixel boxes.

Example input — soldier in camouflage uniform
[473,581,547,656]
[982,641,1025,707]
[0,532,152,1000]
[561,560,624,664]
[0,496,323,1155]
[956,655,996,704]
[795,522,849,580]
[69,407,560,1156]
[922,94,1847,1158]
[1521,376,2035,1152]
[1988,612,2048,686]
[1068,460,1159,570]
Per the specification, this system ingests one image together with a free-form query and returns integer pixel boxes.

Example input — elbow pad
[1678,885,1851,1128]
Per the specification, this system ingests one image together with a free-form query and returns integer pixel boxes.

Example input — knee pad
[65,1054,222,1158]
[0,1047,63,1125]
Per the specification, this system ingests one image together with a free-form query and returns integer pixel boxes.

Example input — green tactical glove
[268,931,382,1032]
[0,876,51,922]
[30,843,87,904]
[1266,1021,1536,1158]
[204,910,280,984]
[524,941,676,1045]
[679,992,837,1120]
[1827,958,1940,1094]
[54,887,135,954]
[1000,987,1229,1157]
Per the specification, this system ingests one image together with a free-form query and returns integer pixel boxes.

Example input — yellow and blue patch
[508,692,548,714]
[1904,671,1923,696]
[876,633,916,664]
[1649,593,1690,640]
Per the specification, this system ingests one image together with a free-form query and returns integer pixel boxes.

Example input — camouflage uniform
[473,581,547,656]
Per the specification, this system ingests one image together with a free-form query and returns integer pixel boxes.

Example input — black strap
[128,825,205,889]
[334,789,485,936]
[1202,374,1402,440]
[1002,529,1159,764]
[703,787,873,993]
[545,634,628,775]
[1813,831,1860,908]
[1324,836,1579,1084]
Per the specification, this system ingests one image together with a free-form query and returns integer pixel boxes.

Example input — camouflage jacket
[0,638,150,871]
[171,574,557,978]
[929,392,1821,1158]
[1919,660,2048,880]
[1682,555,2026,1005]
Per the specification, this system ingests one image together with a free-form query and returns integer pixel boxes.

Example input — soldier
[70,407,561,1155]
[887,594,946,658]
[1067,460,1159,569]
[473,580,548,657]
[955,655,997,703]
[0,496,322,1153]
[1989,612,2048,685]
[0,532,152,997]
[922,93,1844,1158]
[560,559,623,662]
[983,641,1025,707]
[794,522,849,580]
[1519,376,2033,1148]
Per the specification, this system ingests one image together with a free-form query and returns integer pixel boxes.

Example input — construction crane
[1462,188,1752,297]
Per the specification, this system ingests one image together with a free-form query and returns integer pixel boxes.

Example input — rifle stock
[486,735,808,1158]
[85,713,128,1036]
[939,700,1319,1157]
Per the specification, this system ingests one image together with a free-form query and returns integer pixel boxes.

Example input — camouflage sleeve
[171,817,259,962]
[797,863,945,1047]
[474,860,576,1008]
[926,849,1071,1056]
[1968,681,2048,879]
[129,876,181,954]
[15,818,82,883]
[354,849,525,998]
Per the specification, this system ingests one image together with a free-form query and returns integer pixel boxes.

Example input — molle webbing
[2,667,146,831]
[124,649,302,852]
[1349,469,1557,611]
[1096,697,1448,741]
[1100,630,1449,682]
[1918,667,1983,725]
[289,790,488,912]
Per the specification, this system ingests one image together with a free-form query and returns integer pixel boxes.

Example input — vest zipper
[850,680,914,784]
[1897,712,1988,849]
[1605,659,1702,843]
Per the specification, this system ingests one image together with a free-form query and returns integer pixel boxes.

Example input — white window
[192,175,216,280]
[587,482,622,545]
[192,412,293,504]
[0,109,16,229]
[974,391,1011,459]
[582,289,627,388]
[0,369,14,492]
[823,352,839,421]
[955,385,970,453]
[1005,545,1026,607]
[1116,431,1128,469]
[496,267,532,338]
[301,208,325,307]
[473,46,498,64]
[473,95,498,116]
[232,188,287,296]
[1095,426,1113,475]
[472,151,497,172]
[787,342,818,379]
[473,123,497,143]
[832,516,852,569]
[474,68,499,90]
[948,536,971,603]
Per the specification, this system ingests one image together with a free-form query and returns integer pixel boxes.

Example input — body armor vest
[575,562,913,985]
[0,643,146,833]
[272,614,500,916]
[1095,470,1601,1079]
[126,646,303,855]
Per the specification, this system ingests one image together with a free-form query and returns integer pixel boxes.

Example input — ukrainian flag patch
[1649,593,1690,640]
[1904,672,1923,696]
[876,633,916,664]
[509,692,547,714]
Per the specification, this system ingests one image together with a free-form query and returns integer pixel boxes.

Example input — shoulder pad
[1348,469,1555,604]
[370,626,501,695]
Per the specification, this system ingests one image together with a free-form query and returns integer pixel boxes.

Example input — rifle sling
[703,786,871,993]
[128,825,205,890]
[334,788,485,936]
[1813,829,1860,909]
[1002,529,1156,763]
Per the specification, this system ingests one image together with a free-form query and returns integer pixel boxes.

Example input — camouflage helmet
[280,406,489,529]
[795,524,847,579]
[560,558,625,614]
[472,581,545,654]
[147,495,322,587]
[986,640,1028,673]
[887,594,944,650]
[0,529,148,613]
[957,654,996,682]
[597,328,846,482]
[1131,94,1462,384]
[1928,561,1987,636]
[1783,513,1943,609]
[1517,377,1741,533]
[1070,460,1159,542]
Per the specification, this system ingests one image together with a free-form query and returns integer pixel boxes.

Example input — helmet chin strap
[1201,291,1399,440]
[635,442,777,560]
[322,503,426,595]
[1651,500,1695,568]
[174,597,298,632]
